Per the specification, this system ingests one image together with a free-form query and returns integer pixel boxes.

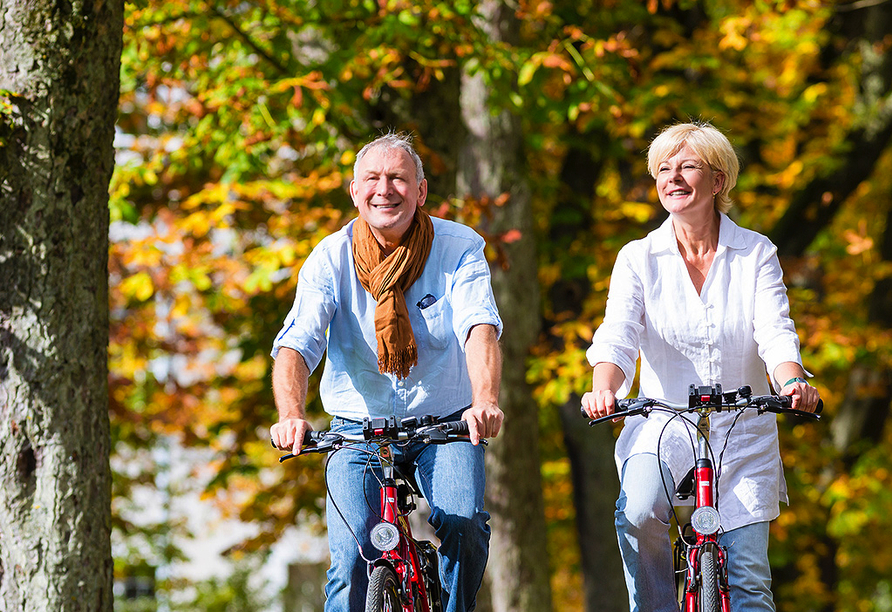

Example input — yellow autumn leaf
[120,271,154,301]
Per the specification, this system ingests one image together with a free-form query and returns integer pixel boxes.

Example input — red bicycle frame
[278,416,472,612]
[682,412,731,612]
[376,445,433,612]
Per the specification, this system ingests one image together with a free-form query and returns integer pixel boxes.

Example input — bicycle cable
[321,435,425,568]
[323,445,378,566]
[656,407,727,535]
[714,406,749,520]
[657,409,698,532]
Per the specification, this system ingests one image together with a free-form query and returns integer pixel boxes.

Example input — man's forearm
[272,347,310,420]
[465,324,501,404]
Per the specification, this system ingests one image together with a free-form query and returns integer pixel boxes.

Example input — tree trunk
[560,397,627,611]
[0,0,122,609]
[767,5,892,606]
[457,3,553,611]
[551,134,627,611]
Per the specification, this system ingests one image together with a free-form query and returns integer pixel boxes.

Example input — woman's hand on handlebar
[271,417,314,454]
[583,363,625,420]
[780,380,822,413]
[581,389,617,420]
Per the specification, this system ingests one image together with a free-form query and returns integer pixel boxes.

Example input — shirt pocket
[412,296,451,350]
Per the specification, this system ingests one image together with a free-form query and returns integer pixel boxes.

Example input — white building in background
[112,435,329,611]
[110,125,333,611]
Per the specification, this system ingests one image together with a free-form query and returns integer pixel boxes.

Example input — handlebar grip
[769,394,823,416]
[304,430,324,446]
[776,391,823,414]
[580,396,644,424]
[270,430,322,455]
[439,420,470,436]
[768,395,793,410]
[785,396,822,415]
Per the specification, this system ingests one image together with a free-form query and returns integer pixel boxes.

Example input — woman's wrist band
[783,377,808,387]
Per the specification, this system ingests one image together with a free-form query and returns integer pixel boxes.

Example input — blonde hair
[646,122,740,214]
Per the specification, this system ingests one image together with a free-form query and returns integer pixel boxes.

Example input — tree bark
[0,0,122,609]
[550,134,627,612]
[457,3,553,611]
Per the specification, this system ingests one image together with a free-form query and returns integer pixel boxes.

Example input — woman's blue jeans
[616,453,776,612]
[322,416,490,612]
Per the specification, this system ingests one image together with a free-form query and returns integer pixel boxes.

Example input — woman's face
[655,145,724,220]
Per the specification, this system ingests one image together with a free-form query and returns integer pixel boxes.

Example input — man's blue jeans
[615,453,776,612]
[322,416,490,612]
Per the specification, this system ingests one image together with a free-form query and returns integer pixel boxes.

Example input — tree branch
[769,118,892,257]
[770,0,892,256]
[211,7,290,76]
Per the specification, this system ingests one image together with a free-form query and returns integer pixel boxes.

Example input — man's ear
[349,179,359,208]
[416,178,428,208]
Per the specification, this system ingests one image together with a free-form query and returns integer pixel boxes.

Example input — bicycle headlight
[370,522,400,552]
[690,506,721,535]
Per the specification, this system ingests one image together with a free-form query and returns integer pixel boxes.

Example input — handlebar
[585,383,822,427]
[272,415,475,462]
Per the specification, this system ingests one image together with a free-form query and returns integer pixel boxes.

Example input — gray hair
[354,131,425,185]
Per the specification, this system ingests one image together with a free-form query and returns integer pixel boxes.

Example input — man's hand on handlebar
[461,402,503,446]
[271,417,314,454]
[581,389,618,420]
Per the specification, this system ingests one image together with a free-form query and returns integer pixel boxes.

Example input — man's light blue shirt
[272,216,503,421]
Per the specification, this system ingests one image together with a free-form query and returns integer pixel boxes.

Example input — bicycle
[585,383,821,612]
[274,415,475,612]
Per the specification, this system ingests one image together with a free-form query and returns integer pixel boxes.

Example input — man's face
[350,146,427,251]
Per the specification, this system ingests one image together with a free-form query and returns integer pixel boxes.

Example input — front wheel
[698,543,720,612]
[367,565,402,612]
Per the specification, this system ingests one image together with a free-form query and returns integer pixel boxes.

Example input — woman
[581,122,821,612]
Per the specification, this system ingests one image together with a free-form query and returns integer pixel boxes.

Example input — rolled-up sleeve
[752,244,802,387]
[586,245,644,398]
[450,240,503,347]
[271,250,336,372]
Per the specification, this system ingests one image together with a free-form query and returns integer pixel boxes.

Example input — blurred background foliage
[110,0,892,610]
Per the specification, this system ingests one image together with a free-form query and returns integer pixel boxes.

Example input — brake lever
[271,431,333,462]
[587,406,650,427]
[418,425,486,446]
[781,408,821,420]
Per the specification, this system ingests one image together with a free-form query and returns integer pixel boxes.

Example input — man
[270,132,503,612]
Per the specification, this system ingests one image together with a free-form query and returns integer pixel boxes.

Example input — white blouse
[587,213,805,531]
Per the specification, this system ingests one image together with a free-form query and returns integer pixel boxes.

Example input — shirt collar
[651,212,748,254]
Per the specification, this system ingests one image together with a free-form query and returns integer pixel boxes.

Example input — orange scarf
[352,208,434,379]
